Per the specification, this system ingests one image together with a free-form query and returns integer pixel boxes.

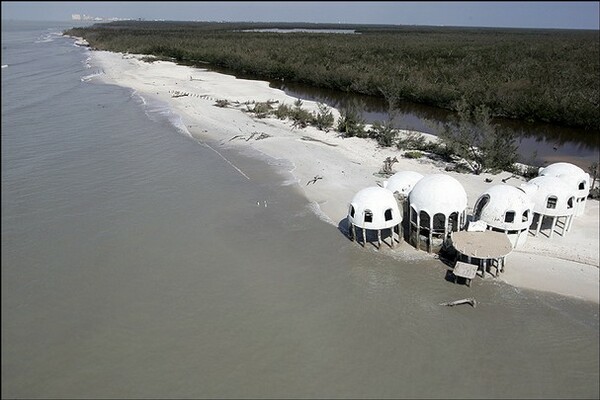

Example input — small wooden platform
[453,261,478,286]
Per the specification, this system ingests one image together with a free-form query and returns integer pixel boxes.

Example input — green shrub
[403,151,423,159]
[274,103,292,120]
[368,120,398,147]
[214,99,230,108]
[313,103,334,131]
[337,100,366,137]
[247,101,273,118]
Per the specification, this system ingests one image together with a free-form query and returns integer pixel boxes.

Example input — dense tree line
[66,21,599,129]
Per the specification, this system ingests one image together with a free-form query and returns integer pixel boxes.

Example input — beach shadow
[338,216,399,250]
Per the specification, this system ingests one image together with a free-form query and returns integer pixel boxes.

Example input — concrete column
[428,231,432,253]
[377,229,382,249]
[352,224,357,242]
[567,215,574,232]
[349,223,354,241]
[535,214,542,237]
[391,227,396,248]
[362,228,366,247]
[549,216,557,238]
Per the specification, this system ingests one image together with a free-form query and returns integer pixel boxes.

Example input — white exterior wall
[348,187,402,229]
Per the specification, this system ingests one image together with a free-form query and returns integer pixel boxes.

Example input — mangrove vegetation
[65,21,599,130]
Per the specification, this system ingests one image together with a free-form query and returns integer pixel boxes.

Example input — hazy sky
[2,1,599,30]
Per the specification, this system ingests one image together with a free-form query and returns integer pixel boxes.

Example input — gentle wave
[80,70,104,82]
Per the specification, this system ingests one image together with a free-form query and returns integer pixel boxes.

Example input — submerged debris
[439,298,477,308]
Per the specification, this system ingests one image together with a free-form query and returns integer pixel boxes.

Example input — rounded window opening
[433,213,445,232]
[349,205,355,218]
[410,206,418,224]
[364,209,373,223]
[474,195,490,220]
[546,196,558,209]
[419,211,431,229]
[449,212,459,232]
[522,210,529,222]
[384,208,393,221]
[579,181,586,190]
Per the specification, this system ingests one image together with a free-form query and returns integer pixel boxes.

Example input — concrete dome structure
[384,171,424,197]
[520,175,577,238]
[407,174,468,253]
[473,185,534,248]
[538,162,590,216]
[347,186,402,248]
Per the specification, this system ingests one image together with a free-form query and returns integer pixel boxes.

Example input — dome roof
[384,171,424,196]
[348,186,402,229]
[520,176,577,216]
[409,174,467,216]
[539,162,586,178]
[475,185,534,230]
[538,162,590,195]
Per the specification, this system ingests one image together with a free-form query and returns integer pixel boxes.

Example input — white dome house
[408,174,468,253]
[472,185,534,248]
[538,162,590,216]
[383,170,424,237]
[384,171,424,198]
[348,186,402,249]
[520,175,577,238]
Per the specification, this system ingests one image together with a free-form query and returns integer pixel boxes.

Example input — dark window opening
[449,212,459,232]
[567,197,574,209]
[579,181,586,190]
[433,213,445,231]
[384,208,393,221]
[410,206,418,224]
[349,205,355,218]
[364,210,373,223]
[522,210,529,222]
[419,211,430,229]
[547,196,557,209]
[505,211,515,223]
[474,195,490,220]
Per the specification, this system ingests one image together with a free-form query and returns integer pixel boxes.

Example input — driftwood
[306,175,323,185]
[439,298,477,308]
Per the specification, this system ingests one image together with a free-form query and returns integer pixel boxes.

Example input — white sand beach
[89,49,599,303]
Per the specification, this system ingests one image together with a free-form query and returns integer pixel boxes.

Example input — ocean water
[1,20,598,399]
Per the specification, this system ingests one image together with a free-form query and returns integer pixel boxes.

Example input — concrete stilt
[550,216,557,238]
[362,228,366,247]
[377,229,382,249]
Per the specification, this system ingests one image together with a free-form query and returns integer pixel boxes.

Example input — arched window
[433,213,445,232]
[419,211,430,229]
[567,197,574,209]
[474,195,490,220]
[384,208,393,221]
[504,211,515,223]
[349,205,355,218]
[522,210,529,222]
[449,212,459,232]
[579,181,586,190]
[410,206,418,224]
[364,209,373,223]
[546,196,558,209]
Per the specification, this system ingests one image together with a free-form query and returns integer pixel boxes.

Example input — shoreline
[86,48,599,304]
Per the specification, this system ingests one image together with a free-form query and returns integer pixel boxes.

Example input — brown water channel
[205,64,598,170]
[271,80,599,170]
